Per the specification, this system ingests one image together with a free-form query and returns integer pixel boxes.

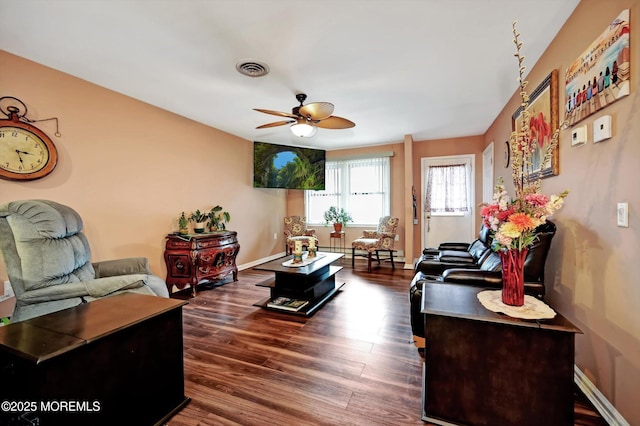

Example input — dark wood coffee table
[253,252,344,316]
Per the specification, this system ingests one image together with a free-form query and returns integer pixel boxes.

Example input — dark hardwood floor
[167,257,607,426]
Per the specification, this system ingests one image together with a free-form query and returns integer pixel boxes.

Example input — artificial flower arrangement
[481,177,568,251]
[479,21,569,305]
[481,21,569,252]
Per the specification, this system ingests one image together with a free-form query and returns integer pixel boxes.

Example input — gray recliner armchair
[0,200,169,322]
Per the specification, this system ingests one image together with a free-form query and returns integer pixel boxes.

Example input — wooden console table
[0,293,189,426]
[421,283,581,426]
[253,252,344,316]
[164,231,240,296]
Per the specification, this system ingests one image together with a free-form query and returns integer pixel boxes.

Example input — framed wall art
[564,9,630,127]
[512,69,559,179]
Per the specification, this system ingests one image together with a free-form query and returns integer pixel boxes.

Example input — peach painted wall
[0,51,287,288]
[484,1,639,422]
[287,143,406,256]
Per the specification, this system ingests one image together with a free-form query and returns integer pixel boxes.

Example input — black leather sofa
[410,221,557,338]
[415,225,494,276]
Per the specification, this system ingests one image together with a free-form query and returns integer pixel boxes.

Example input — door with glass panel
[421,155,475,250]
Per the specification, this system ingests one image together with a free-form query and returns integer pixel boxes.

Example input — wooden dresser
[164,231,240,296]
[0,293,189,426]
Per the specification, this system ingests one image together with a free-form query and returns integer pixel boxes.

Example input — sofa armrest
[422,247,440,256]
[437,242,470,251]
[437,250,475,263]
[92,257,152,278]
[18,282,90,304]
[414,257,481,275]
[441,268,502,287]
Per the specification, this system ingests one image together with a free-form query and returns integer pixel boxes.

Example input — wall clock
[503,140,510,168]
[0,105,58,181]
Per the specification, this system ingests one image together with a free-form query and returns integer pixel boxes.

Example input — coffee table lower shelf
[253,282,345,317]
[252,252,345,317]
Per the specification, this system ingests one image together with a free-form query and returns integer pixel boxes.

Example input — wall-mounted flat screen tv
[253,141,325,190]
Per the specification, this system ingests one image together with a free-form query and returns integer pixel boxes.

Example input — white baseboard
[574,364,629,425]
[238,252,286,270]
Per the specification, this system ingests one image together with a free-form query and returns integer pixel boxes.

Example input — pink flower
[481,204,498,217]
[496,207,515,222]
[525,193,549,207]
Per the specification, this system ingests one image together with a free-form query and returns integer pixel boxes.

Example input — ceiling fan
[254,93,355,137]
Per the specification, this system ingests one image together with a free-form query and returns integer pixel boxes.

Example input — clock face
[0,122,57,181]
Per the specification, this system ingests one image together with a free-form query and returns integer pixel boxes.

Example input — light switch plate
[617,203,629,227]
[593,115,612,143]
[571,125,587,146]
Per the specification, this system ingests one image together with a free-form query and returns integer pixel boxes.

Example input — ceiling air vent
[236,60,270,77]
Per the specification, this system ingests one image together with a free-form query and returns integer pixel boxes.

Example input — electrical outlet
[617,203,629,227]
[273,233,278,240]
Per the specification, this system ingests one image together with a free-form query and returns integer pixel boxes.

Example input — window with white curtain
[424,164,469,214]
[305,156,390,225]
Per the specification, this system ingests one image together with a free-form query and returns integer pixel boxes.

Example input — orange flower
[508,212,537,232]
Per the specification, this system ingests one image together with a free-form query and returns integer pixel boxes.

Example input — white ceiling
[0,0,580,150]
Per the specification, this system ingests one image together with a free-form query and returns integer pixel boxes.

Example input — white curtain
[425,164,469,213]
[306,156,390,225]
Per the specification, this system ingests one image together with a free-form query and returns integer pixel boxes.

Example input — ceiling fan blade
[253,108,298,119]
[313,116,355,129]
[256,120,295,129]
[298,102,334,120]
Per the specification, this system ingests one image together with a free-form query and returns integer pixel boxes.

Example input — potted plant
[189,209,208,233]
[323,207,352,232]
[178,211,189,235]
[208,205,231,231]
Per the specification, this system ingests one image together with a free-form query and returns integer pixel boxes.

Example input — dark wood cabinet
[421,283,582,426]
[0,293,189,426]
[164,232,240,296]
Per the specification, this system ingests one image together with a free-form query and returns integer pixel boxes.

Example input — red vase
[333,223,343,232]
[498,248,528,306]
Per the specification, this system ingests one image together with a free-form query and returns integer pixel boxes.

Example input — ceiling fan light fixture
[290,121,317,138]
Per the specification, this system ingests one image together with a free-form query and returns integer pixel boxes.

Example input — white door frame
[482,142,494,204]
[421,154,475,250]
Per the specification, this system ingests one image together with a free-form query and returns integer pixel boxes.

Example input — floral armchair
[351,216,399,272]
[283,216,319,255]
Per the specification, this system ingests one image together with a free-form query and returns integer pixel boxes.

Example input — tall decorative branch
[509,21,560,201]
